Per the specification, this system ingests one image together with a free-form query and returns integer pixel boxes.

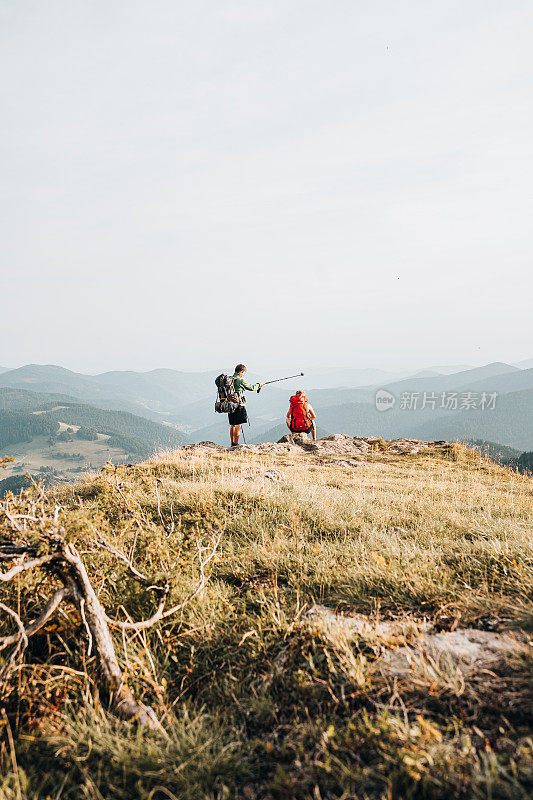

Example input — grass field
[0,441,532,799]
[0,432,130,480]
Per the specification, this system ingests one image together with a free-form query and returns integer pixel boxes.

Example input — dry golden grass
[1,442,532,799]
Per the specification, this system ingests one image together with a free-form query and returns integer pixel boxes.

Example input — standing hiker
[286,390,316,440]
[228,364,262,447]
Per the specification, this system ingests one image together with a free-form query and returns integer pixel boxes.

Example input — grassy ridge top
[1,441,532,799]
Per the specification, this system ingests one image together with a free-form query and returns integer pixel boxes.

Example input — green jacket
[233,373,260,401]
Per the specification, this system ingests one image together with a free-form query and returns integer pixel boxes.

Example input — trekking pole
[257,372,304,393]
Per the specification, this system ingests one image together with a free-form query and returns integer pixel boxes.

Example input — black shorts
[228,405,248,425]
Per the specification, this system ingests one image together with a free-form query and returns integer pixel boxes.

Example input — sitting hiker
[229,364,263,447]
[286,390,316,440]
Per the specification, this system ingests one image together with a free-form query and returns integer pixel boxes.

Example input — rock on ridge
[184,434,449,459]
[274,433,445,458]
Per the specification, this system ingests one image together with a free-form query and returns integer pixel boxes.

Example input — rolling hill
[514,357,533,369]
[462,439,523,465]
[261,362,526,412]
[372,361,519,399]
[0,387,79,411]
[0,364,108,399]
[0,410,59,449]
[462,366,533,395]
[0,364,228,421]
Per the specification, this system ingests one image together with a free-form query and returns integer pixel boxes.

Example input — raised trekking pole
[257,372,304,393]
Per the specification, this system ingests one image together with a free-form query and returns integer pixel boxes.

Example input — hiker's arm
[286,411,291,429]
[241,379,261,392]
[308,406,316,420]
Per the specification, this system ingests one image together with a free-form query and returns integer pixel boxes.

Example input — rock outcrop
[290,434,445,458]
[186,434,448,460]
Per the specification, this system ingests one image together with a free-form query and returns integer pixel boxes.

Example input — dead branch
[1,509,23,533]
[0,603,28,679]
[154,479,175,535]
[0,554,59,582]
[93,530,149,584]
[0,483,219,732]
[60,542,164,730]
[0,542,38,559]
[104,532,221,631]
[0,587,72,652]
[104,584,171,632]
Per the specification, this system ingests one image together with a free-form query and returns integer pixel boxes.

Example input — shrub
[76,426,98,441]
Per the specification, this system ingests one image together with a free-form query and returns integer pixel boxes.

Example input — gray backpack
[214,374,240,413]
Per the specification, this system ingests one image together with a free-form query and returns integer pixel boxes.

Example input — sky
[1,0,532,375]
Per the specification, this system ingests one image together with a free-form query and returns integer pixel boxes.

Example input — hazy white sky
[1,0,532,374]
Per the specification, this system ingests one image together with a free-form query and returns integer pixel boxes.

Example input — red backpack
[289,395,310,431]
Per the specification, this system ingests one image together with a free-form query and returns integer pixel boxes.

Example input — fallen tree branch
[60,542,163,730]
[0,481,221,732]
[154,479,175,535]
[0,586,72,652]
[1,509,23,533]
[0,543,38,559]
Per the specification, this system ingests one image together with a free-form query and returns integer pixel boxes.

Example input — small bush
[76,425,98,441]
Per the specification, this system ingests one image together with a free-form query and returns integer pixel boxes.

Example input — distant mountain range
[0,360,531,451]
[0,364,218,420]
[314,388,533,451]
[514,358,533,369]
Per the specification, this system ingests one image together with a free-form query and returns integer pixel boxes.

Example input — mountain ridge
[1,361,532,450]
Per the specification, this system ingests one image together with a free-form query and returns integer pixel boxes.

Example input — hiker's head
[295,390,307,399]
[235,363,246,376]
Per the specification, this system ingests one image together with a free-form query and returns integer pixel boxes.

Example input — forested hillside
[0,410,59,449]
[45,403,188,452]
[0,394,190,491]
[462,439,523,465]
